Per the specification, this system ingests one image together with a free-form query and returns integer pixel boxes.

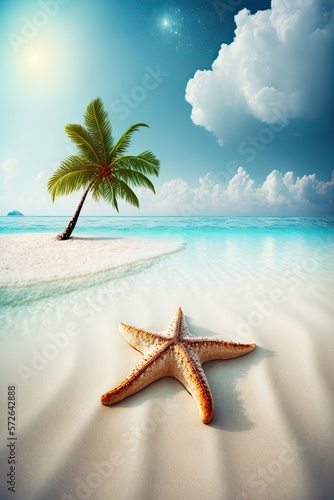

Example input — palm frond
[90,170,144,210]
[90,177,119,212]
[110,123,149,161]
[47,156,97,202]
[64,124,101,164]
[114,168,156,193]
[84,98,114,165]
[115,151,160,177]
[114,179,140,208]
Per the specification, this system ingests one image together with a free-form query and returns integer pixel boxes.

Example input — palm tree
[48,97,160,240]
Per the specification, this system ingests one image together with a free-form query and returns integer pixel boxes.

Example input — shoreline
[0,233,183,286]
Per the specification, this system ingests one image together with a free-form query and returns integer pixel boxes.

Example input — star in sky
[162,18,170,28]
[155,8,184,49]
[160,15,180,36]
[151,4,223,57]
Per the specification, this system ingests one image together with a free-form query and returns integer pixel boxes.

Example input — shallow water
[1,216,333,339]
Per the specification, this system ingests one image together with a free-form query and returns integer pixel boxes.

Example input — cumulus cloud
[185,0,334,144]
[133,168,334,216]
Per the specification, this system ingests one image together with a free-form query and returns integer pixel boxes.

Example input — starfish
[101,307,256,423]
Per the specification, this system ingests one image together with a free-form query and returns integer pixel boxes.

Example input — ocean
[1,214,334,237]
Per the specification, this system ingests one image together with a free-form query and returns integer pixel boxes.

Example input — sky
[0,0,333,216]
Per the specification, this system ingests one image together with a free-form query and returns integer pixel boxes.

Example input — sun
[22,46,58,83]
[31,53,41,63]
[27,51,47,72]
[24,49,50,77]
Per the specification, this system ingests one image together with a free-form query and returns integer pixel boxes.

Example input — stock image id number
[8,386,16,436]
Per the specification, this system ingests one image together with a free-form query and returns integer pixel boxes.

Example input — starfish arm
[189,339,256,363]
[119,323,169,355]
[166,307,191,340]
[101,345,172,405]
[172,343,214,424]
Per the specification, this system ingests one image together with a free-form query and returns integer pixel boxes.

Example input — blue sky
[0,0,333,216]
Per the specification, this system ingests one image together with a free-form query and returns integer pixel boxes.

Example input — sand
[0,233,183,285]
[0,230,333,499]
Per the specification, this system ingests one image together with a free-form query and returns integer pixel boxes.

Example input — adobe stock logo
[8,0,72,53]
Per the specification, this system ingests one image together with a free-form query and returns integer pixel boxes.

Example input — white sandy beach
[0,229,334,499]
[0,233,182,285]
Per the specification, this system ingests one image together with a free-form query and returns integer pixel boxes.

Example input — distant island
[7,210,24,216]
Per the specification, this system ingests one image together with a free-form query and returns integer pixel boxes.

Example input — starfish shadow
[184,315,275,430]
[205,346,274,431]
[102,347,272,432]
[102,376,184,410]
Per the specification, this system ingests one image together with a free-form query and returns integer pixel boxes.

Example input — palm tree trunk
[56,185,91,240]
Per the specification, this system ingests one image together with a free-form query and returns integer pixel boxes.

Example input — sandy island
[0,233,183,285]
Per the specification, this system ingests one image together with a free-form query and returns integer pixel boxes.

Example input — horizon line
[1,214,334,218]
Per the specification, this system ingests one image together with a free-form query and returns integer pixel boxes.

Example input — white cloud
[1,158,18,173]
[131,168,334,216]
[1,159,332,216]
[1,158,18,188]
[185,0,334,144]
[35,171,46,183]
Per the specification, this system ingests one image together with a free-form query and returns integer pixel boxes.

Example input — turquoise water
[1,215,333,313]
[1,216,332,312]
[1,215,333,237]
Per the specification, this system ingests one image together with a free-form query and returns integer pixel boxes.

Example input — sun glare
[31,53,41,63]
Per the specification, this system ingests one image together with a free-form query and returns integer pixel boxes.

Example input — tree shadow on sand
[72,236,121,241]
